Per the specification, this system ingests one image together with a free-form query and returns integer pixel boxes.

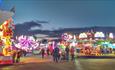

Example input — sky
[0,0,115,30]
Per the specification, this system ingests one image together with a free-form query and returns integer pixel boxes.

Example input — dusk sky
[1,0,115,30]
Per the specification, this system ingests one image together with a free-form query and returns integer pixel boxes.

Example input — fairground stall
[60,31,115,56]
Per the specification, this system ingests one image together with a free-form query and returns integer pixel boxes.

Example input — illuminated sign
[79,33,87,39]
[94,32,105,38]
[109,33,114,39]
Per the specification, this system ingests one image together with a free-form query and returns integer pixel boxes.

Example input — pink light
[15,36,39,51]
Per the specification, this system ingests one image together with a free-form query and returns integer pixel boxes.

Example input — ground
[0,56,115,70]
[0,56,76,70]
[78,59,115,70]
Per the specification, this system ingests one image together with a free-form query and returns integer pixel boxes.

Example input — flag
[10,6,15,13]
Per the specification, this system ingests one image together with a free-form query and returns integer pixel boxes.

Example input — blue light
[112,44,115,49]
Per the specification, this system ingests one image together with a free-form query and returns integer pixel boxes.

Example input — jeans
[66,53,69,61]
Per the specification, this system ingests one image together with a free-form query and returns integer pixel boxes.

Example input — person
[16,50,22,63]
[47,48,50,56]
[65,46,70,62]
[12,50,17,63]
[23,50,27,57]
[61,50,65,61]
[70,46,75,62]
[113,48,115,54]
[53,46,59,62]
[41,48,45,58]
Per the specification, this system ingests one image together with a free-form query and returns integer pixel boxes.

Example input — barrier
[0,56,13,65]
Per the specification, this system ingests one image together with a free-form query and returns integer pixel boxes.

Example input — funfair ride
[0,9,15,64]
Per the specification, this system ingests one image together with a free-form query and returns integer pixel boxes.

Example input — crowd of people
[10,42,115,64]
[41,45,76,63]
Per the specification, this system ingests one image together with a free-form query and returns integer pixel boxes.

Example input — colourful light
[61,33,69,40]
[112,43,115,49]
[94,32,105,38]
[15,35,39,51]
[109,33,114,39]
[79,33,87,39]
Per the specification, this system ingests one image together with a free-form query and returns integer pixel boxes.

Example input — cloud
[21,21,42,27]
[14,20,48,36]
[36,20,48,24]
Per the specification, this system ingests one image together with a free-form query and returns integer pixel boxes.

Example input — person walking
[12,50,17,63]
[65,46,70,62]
[53,46,59,63]
[41,48,45,58]
[70,46,75,62]
[61,50,66,61]
[16,50,22,63]
[47,48,50,56]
